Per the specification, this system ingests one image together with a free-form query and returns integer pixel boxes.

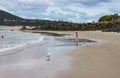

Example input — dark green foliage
[98,14,119,22]
[37,22,120,32]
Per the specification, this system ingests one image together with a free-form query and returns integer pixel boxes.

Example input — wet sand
[0,31,95,78]
[0,33,72,78]
[54,31,120,78]
[1,29,120,78]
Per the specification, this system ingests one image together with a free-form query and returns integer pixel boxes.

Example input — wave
[0,34,44,53]
[0,31,44,52]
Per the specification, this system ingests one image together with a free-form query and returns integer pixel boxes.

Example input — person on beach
[75,32,79,47]
[75,32,78,41]
[2,35,4,39]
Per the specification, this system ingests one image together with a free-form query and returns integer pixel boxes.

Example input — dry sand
[53,31,120,78]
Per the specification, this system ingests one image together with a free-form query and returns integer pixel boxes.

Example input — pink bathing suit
[76,32,78,38]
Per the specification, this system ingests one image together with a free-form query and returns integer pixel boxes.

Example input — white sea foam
[0,30,44,52]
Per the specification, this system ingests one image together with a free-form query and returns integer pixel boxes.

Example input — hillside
[0,10,23,20]
[0,9,120,32]
[0,9,68,26]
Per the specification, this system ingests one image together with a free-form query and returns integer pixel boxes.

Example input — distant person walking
[2,35,4,39]
[75,32,78,41]
[75,32,79,47]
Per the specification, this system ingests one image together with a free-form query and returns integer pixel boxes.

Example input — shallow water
[0,30,43,52]
[0,31,96,78]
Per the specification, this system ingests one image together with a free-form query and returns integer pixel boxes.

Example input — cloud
[109,8,120,13]
[0,0,120,23]
[80,0,110,6]
[15,0,54,6]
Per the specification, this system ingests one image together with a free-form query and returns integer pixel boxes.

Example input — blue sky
[0,0,120,23]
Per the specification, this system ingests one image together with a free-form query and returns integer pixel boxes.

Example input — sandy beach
[0,0,120,77]
[54,31,120,78]
[0,30,74,78]
[23,30,120,78]
[1,27,120,78]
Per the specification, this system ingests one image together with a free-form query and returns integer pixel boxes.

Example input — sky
[0,0,120,23]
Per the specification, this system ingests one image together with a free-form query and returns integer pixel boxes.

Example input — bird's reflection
[46,52,51,61]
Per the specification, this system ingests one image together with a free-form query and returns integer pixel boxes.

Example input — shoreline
[0,29,96,53]
[0,32,73,78]
[53,31,120,78]
[0,29,96,78]
[1,26,120,78]
[0,26,21,31]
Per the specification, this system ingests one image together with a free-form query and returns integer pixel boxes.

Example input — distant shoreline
[0,26,21,31]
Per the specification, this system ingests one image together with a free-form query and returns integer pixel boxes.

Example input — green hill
[0,9,120,32]
[0,10,23,20]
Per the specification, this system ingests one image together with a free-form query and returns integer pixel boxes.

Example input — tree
[113,13,119,21]
[98,14,119,22]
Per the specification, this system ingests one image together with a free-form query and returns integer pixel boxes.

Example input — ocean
[0,29,96,53]
[0,30,43,52]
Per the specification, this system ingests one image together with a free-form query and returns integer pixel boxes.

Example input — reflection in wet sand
[75,41,78,47]
[46,52,51,61]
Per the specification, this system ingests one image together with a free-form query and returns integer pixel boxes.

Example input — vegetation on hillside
[0,10,23,20]
[0,9,120,32]
[98,14,119,22]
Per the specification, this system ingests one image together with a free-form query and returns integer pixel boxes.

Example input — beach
[55,31,120,78]
[0,0,120,78]
[0,27,120,78]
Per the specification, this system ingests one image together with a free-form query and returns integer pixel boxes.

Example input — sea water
[0,30,43,52]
